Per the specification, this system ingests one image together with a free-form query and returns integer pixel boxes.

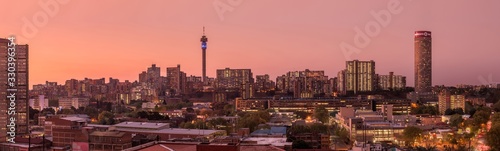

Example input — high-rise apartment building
[345,60,376,94]
[414,31,432,93]
[378,72,406,90]
[255,74,275,93]
[275,69,329,98]
[147,64,161,85]
[438,89,465,115]
[0,38,29,142]
[337,70,346,95]
[216,68,253,90]
[167,65,187,95]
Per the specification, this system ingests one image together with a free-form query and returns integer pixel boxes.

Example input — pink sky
[1,0,499,87]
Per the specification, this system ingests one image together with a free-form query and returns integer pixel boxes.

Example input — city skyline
[1,1,499,87]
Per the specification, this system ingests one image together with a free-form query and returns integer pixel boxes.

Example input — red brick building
[89,131,132,151]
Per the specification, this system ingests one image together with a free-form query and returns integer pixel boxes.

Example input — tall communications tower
[200,27,208,85]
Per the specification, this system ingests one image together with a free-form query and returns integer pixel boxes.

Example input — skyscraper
[0,38,29,142]
[414,31,432,93]
[200,27,208,85]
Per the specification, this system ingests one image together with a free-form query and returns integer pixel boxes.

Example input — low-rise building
[89,131,132,151]
[236,98,411,114]
[43,116,91,150]
[88,122,226,141]
[0,137,52,151]
[58,97,90,109]
[121,141,286,151]
[335,107,408,144]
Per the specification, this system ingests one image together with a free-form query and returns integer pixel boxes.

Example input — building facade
[255,74,275,93]
[414,31,432,93]
[167,64,187,95]
[275,69,330,98]
[216,68,253,90]
[89,131,132,151]
[438,89,465,115]
[0,38,29,142]
[345,60,376,94]
[378,72,406,90]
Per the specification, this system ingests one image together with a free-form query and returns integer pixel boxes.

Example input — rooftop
[117,127,224,136]
[241,137,291,147]
[87,124,111,128]
[123,141,199,151]
[114,122,169,130]
[60,116,88,123]
[90,131,127,137]
[240,145,286,151]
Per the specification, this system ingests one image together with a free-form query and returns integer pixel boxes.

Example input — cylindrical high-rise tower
[414,31,432,93]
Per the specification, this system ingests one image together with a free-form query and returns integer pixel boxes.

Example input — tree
[294,111,310,120]
[186,107,195,113]
[292,140,311,149]
[132,101,143,109]
[180,120,209,129]
[449,114,463,127]
[464,102,474,115]
[486,124,500,150]
[332,125,350,144]
[48,99,59,107]
[493,100,500,112]
[29,107,40,120]
[403,126,423,147]
[309,123,328,134]
[127,111,139,118]
[98,111,115,125]
[64,108,75,114]
[448,137,458,150]
[423,105,438,115]
[467,107,477,117]
[238,115,266,132]
[444,108,454,115]
[237,110,270,132]
[77,107,85,114]
[314,106,329,123]
[452,108,464,115]
[415,145,437,151]
[148,112,169,120]
[288,125,311,136]
[184,113,197,122]
[84,106,99,119]
[113,104,131,114]
[41,108,56,116]
[222,104,235,116]
[411,105,438,115]
[491,112,500,126]
[208,118,228,129]
[199,109,214,117]
[472,109,490,127]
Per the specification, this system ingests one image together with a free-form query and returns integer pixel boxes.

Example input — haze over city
[1,0,499,86]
